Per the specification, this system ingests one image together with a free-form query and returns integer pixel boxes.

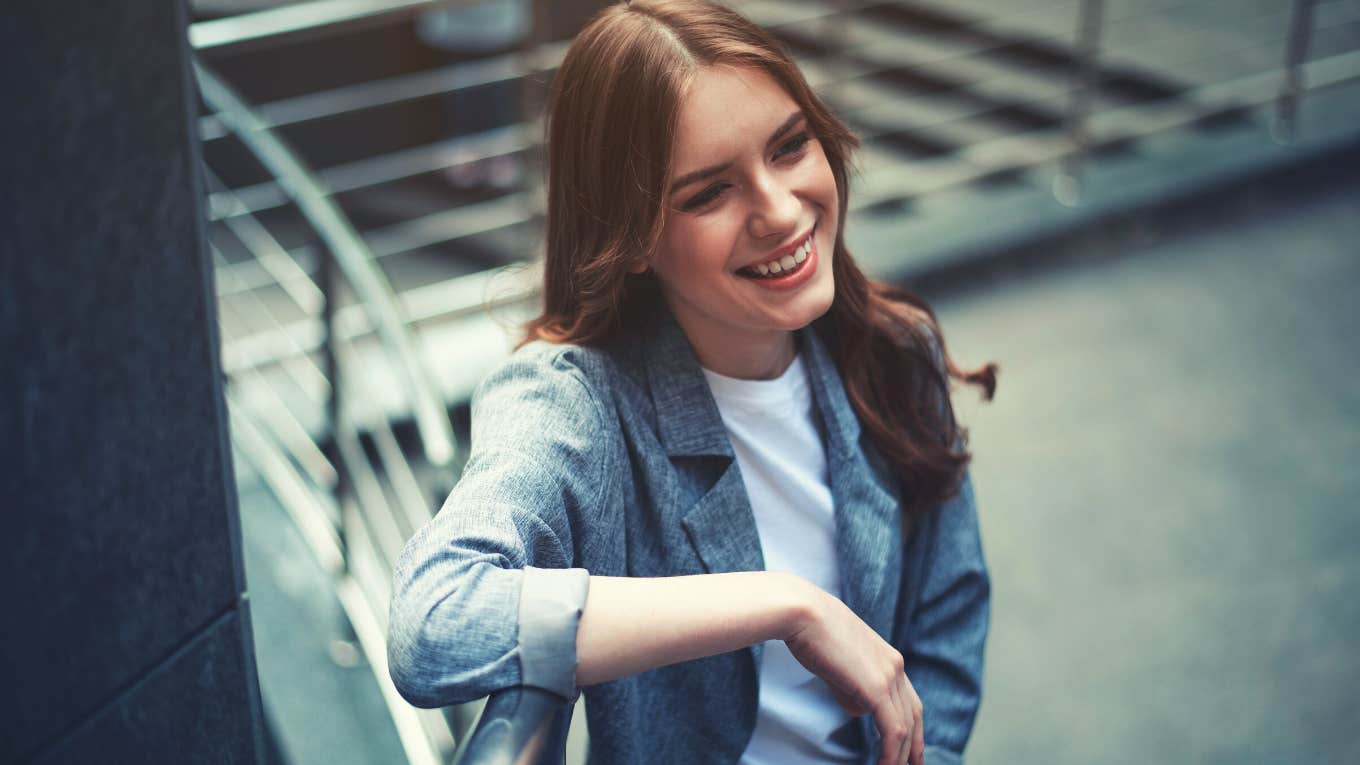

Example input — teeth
[740,229,814,277]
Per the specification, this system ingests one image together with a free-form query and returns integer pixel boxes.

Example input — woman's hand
[781,579,924,765]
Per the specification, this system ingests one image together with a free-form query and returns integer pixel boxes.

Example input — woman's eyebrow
[668,111,806,194]
[765,110,806,148]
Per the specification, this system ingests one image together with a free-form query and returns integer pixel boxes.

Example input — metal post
[1054,0,1104,207]
[821,0,854,84]
[319,245,344,517]
[319,245,360,667]
[1274,0,1317,144]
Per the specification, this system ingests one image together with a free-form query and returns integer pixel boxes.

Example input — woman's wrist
[770,570,821,642]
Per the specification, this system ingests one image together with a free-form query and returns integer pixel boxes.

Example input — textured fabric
[701,355,860,764]
[519,566,591,699]
[386,302,990,764]
[924,745,965,765]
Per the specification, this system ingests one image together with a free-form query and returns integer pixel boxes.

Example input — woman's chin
[778,277,836,329]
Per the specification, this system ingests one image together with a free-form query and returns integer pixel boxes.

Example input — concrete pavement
[940,175,1360,763]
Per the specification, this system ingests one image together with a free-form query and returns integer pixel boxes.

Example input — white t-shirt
[701,353,862,764]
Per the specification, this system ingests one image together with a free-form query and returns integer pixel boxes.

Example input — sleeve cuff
[924,745,964,765]
[517,566,591,702]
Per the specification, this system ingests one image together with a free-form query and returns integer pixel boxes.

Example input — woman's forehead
[672,65,799,162]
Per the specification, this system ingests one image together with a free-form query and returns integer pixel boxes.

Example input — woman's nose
[746,170,802,241]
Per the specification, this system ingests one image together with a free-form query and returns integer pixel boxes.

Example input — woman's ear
[627,257,650,275]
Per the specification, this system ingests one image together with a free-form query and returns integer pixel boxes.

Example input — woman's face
[642,64,839,376]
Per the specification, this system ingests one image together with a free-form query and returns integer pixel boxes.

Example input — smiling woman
[387,3,998,765]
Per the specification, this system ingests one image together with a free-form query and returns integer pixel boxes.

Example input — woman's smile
[734,222,819,290]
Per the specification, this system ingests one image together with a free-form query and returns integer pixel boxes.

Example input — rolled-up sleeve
[899,469,990,764]
[518,565,591,698]
[386,349,608,708]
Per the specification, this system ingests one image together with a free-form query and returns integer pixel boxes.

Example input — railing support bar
[1054,0,1105,207]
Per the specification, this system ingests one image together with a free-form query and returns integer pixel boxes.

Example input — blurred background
[189,0,1360,762]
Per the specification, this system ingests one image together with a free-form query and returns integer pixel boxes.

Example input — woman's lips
[736,226,818,290]
[737,225,816,279]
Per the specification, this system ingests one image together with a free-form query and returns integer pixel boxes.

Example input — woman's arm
[386,348,812,707]
[584,569,935,765]
[896,468,990,765]
[387,349,609,708]
[574,570,809,686]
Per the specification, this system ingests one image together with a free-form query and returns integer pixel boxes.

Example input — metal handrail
[221,263,538,377]
[1275,0,1319,142]
[197,60,456,468]
[191,0,480,53]
[227,396,345,573]
[452,686,573,765]
[207,167,326,315]
[215,185,532,294]
[218,234,456,757]
[214,248,337,490]
[196,50,548,141]
[849,48,1360,209]
[208,123,533,221]
[331,397,420,573]
[227,399,452,765]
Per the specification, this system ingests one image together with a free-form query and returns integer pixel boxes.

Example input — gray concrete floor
[238,481,408,764]
[940,179,1360,763]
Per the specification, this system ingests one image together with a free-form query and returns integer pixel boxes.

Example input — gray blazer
[387,303,990,765]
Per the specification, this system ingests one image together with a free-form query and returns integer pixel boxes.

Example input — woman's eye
[774,132,812,160]
[683,183,728,211]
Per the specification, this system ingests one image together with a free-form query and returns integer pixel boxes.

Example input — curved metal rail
[196,60,456,468]
[452,686,573,765]
[227,399,451,765]
[191,0,483,54]
[214,220,457,757]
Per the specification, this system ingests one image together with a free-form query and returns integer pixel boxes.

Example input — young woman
[387,2,998,764]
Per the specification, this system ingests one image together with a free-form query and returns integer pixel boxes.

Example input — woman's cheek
[811,157,838,194]
[694,216,741,268]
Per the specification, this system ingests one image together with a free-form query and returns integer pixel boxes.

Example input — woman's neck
[686,324,798,381]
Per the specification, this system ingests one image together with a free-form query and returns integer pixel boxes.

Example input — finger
[885,650,912,765]
[889,673,911,765]
[907,688,925,765]
[873,695,902,765]
[874,674,907,765]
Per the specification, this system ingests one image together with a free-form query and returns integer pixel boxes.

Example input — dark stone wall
[0,2,264,762]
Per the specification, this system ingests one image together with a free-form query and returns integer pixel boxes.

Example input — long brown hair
[521,0,997,517]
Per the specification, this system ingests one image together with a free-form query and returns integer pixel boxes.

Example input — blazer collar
[638,304,904,650]
[641,305,736,459]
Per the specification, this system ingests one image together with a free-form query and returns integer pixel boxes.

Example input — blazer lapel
[640,305,765,578]
[801,322,905,643]
[639,306,769,673]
